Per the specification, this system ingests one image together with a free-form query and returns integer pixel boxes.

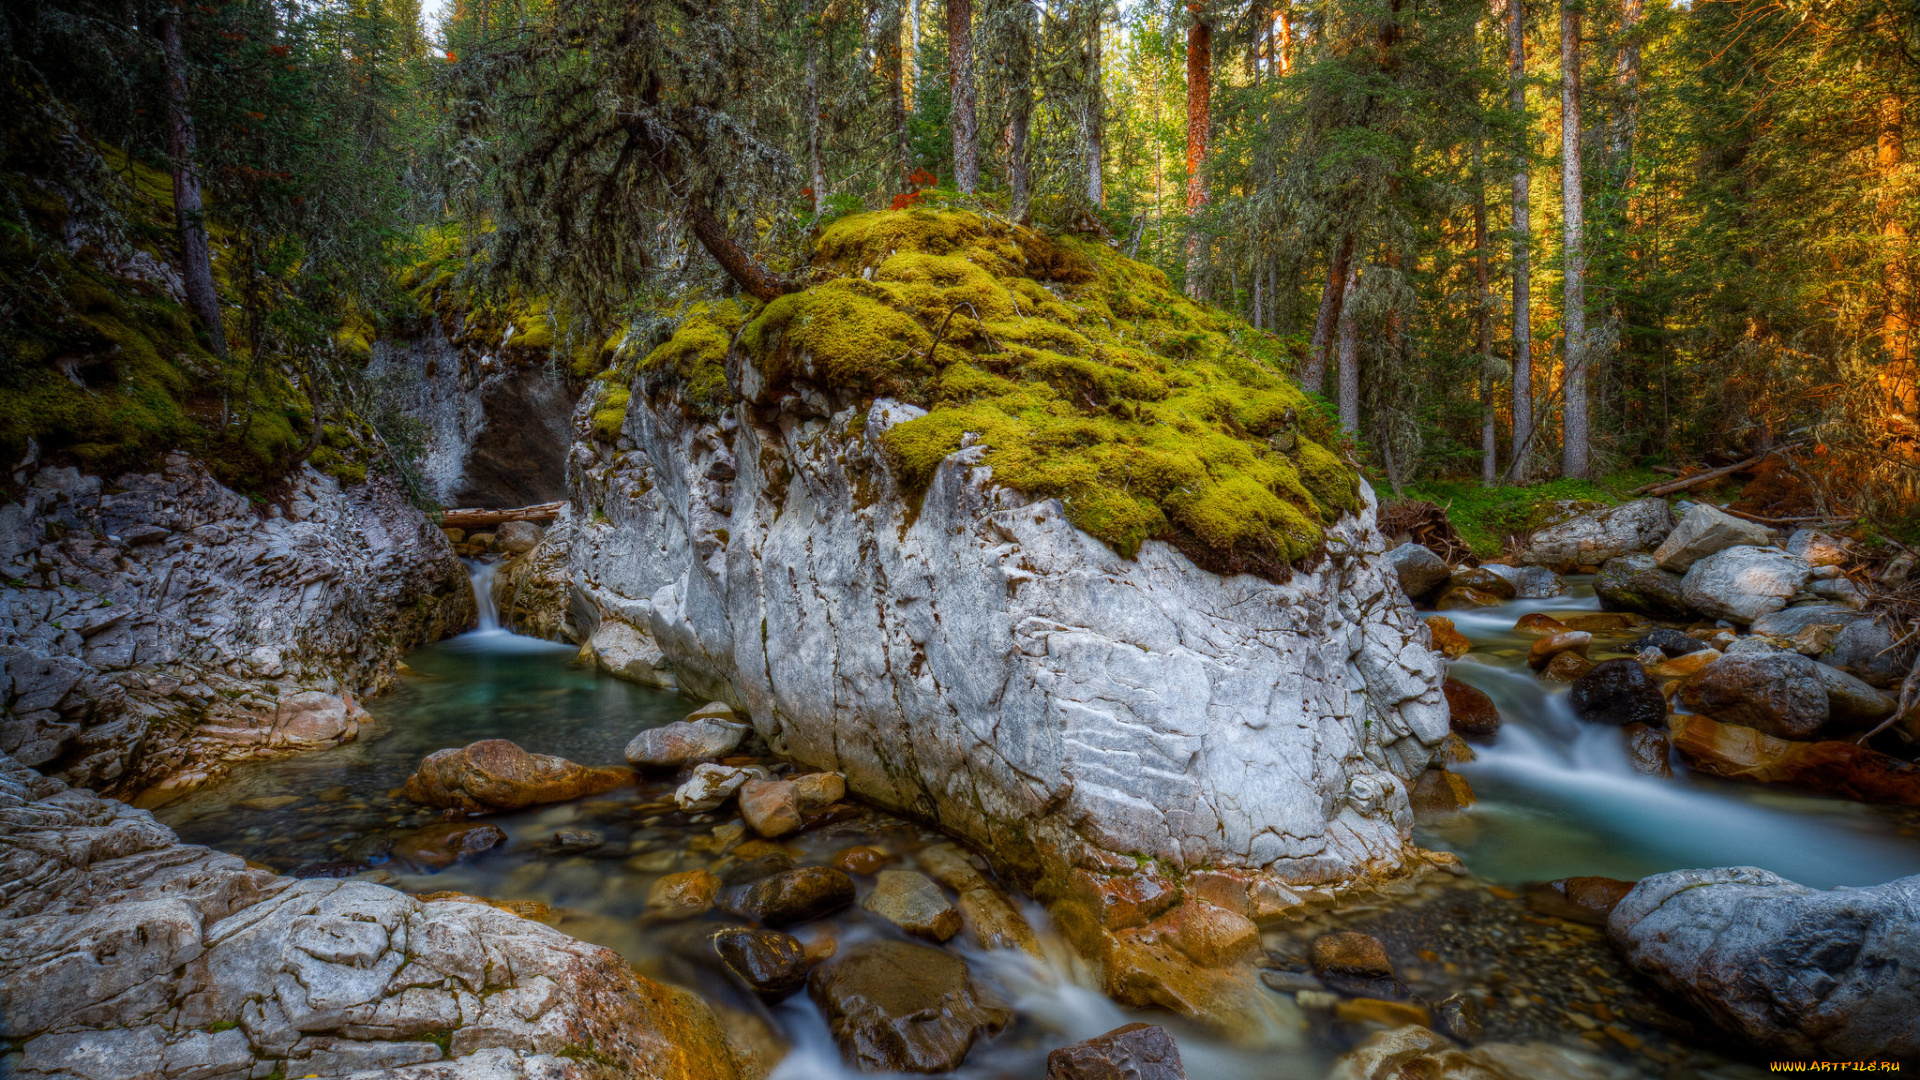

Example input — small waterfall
[451,558,571,655]
[467,558,502,634]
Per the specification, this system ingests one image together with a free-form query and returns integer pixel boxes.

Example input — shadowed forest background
[3,0,1916,545]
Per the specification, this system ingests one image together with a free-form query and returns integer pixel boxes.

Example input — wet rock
[1433,992,1483,1043]
[1681,546,1812,625]
[1334,998,1430,1029]
[1409,769,1475,822]
[674,763,767,813]
[1540,651,1594,683]
[549,828,604,853]
[625,717,751,769]
[585,617,679,689]
[647,869,721,920]
[1621,723,1673,777]
[390,821,508,871]
[1609,866,1920,1058]
[790,771,846,810]
[916,844,1042,955]
[1065,866,1180,930]
[723,866,857,927]
[1522,498,1675,570]
[1555,611,1648,635]
[830,845,895,876]
[1525,876,1636,926]
[293,860,365,879]
[1631,628,1706,658]
[1680,649,1828,738]
[808,940,1011,1073]
[1651,648,1719,679]
[1447,567,1518,602]
[1786,527,1849,567]
[1435,733,1477,764]
[1817,663,1897,729]
[401,739,632,814]
[1750,604,1904,688]
[494,519,545,554]
[864,869,963,941]
[1568,659,1667,727]
[1476,563,1569,598]
[1389,543,1451,600]
[1593,554,1692,619]
[1442,679,1501,743]
[1433,586,1504,611]
[1513,613,1572,638]
[717,850,798,886]
[1259,967,1324,994]
[1670,713,1920,805]
[713,927,812,1001]
[1526,631,1592,671]
[1045,1022,1186,1080]
[1310,931,1405,999]
[1159,901,1261,967]
[738,778,804,838]
[1424,616,1471,659]
[1327,1024,1641,1080]
[1653,504,1774,572]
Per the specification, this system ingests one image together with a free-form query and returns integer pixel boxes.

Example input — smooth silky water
[156,568,1920,1077]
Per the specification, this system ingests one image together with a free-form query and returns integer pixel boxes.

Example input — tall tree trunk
[1084,3,1104,206]
[1009,1,1035,221]
[1184,7,1212,299]
[1508,0,1532,479]
[887,0,911,188]
[805,0,825,215]
[1475,141,1497,485]
[159,8,227,358]
[948,0,979,192]
[1561,0,1589,478]
[909,0,922,98]
[1882,95,1915,414]
[1304,234,1353,394]
[1278,0,1293,75]
[1336,263,1362,434]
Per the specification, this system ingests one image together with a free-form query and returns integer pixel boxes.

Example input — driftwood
[1630,447,1790,497]
[440,502,565,529]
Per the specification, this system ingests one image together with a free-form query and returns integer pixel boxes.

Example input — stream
[155,567,1920,1078]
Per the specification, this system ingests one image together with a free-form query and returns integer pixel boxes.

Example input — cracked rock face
[554,379,1448,903]
[0,457,473,801]
[0,750,740,1080]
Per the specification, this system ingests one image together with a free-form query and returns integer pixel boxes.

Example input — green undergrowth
[652,208,1360,578]
[1401,470,1664,557]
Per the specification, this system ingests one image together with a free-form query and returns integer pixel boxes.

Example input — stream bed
[155,571,1920,1078]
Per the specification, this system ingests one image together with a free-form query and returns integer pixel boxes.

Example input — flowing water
[155,567,1920,1077]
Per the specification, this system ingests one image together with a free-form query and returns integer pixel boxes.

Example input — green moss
[638,300,749,417]
[639,209,1355,578]
[591,386,631,440]
[1399,473,1663,557]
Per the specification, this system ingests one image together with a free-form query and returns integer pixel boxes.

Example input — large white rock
[558,383,1449,899]
[1652,504,1774,572]
[1609,866,1920,1059]
[1520,499,1675,570]
[1679,546,1812,625]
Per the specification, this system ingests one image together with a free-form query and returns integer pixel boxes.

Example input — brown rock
[723,866,858,927]
[1435,733,1477,763]
[401,739,632,814]
[808,940,1011,1073]
[1524,876,1637,926]
[1311,931,1395,981]
[738,778,804,838]
[918,844,1042,955]
[1527,631,1593,671]
[1434,585,1503,610]
[1067,867,1180,931]
[1045,1023,1186,1080]
[647,869,721,921]
[389,821,507,870]
[1622,722,1673,777]
[1558,611,1649,635]
[1541,651,1595,683]
[1680,651,1829,739]
[413,891,553,922]
[830,845,895,876]
[1424,616,1472,659]
[1409,769,1475,822]
[1449,567,1519,601]
[1513,612,1573,637]
[1161,902,1260,967]
[1653,648,1721,678]
[790,771,846,810]
[1670,713,1920,806]
[713,927,812,1001]
[1334,998,1432,1029]
[1443,679,1501,742]
[863,870,964,942]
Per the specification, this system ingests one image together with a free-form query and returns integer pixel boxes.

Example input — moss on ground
[1400,471,1665,557]
[652,208,1356,578]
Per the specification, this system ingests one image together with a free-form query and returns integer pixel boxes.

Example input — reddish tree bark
[688,197,797,303]
[1183,6,1212,298]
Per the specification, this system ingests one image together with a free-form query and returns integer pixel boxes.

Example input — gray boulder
[1593,555,1691,619]
[1476,563,1569,598]
[1679,650,1829,739]
[1608,866,1920,1059]
[1653,504,1773,572]
[1521,499,1674,570]
[1387,543,1451,600]
[625,716,751,768]
[1786,528,1849,567]
[1680,546,1812,625]
[1751,605,1905,688]
[494,519,545,554]
[1815,663,1898,729]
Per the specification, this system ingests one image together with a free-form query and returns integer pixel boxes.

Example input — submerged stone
[1045,1022,1186,1080]
[808,940,1011,1074]
[402,739,631,814]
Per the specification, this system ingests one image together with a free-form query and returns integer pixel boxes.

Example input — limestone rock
[1445,567,1517,602]
[862,870,963,941]
[1568,659,1666,727]
[1609,866,1920,1058]
[625,718,750,768]
[1387,543,1450,600]
[402,739,632,813]
[738,778,803,838]
[1433,586,1504,610]
[1310,932,1403,999]
[789,771,846,810]
[711,927,811,1001]
[1669,713,1920,805]
[1652,504,1773,572]
[807,940,1010,1074]
[1045,1022,1186,1080]
[722,866,856,928]
[1522,499,1674,570]
[585,618,678,689]
[1750,605,1904,688]
[0,750,739,1080]
[1680,546,1812,625]
[674,763,767,813]
[1680,650,1829,738]
[1593,554,1691,619]
[1475,563,1569,598]
[1408,769,1475,821]
[1442,679,1501,743]
[493,520,545,555]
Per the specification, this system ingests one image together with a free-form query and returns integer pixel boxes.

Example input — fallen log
[440,501,566,529]
[1631,447,1794,497]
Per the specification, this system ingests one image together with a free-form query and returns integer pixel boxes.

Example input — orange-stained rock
[1653,648,1721,678]
[1066,866,1181,931]
[1409,769,1475,822]
[1524,876,1637,926]
[1434,586,1504,611]
[1424,616,1472,659]
[1622,722,1673,777]
[402,739,632,813]
[1435,733,1478,764]
[1514,613,1573,638]
[1558,611,1649,634]
[390,821,507,870]
[1670,713,1920,806]
[1442,679,1501,742]
[414,890,554,922]
[830,845,896,876]
[1334,997,1432,1029]
[1159,901,1261,967]
[1311,931,1395,981]
[739,778,804,838]
[647,869,721,920]
[1541,651,1595,683]
[1528,631,1593,671]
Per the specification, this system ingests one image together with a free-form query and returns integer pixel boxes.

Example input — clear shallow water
[154,567,1920,1076]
